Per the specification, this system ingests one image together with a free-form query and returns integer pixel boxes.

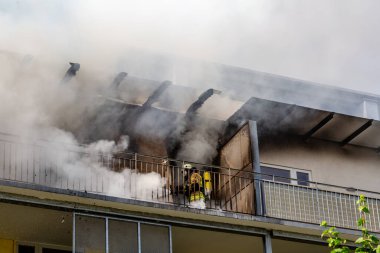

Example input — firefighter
[183,164,205,204]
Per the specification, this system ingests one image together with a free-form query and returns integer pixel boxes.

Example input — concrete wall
[0,203,72,248]
[259,136,380,192]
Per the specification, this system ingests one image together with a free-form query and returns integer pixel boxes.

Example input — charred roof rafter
[340,119,373,146]
[61,62,80,84]
[141,80,171,109]
[109,72,128,89]
[185,89,221,119]
[303,112,334,140]
[166,88,222,159]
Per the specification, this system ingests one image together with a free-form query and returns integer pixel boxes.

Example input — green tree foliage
[321,195,380,253]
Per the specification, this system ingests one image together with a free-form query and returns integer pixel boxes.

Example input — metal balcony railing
[0,133,379,232]
[262,181,380,232]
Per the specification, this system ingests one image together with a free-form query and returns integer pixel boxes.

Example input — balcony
[0,134,379,233]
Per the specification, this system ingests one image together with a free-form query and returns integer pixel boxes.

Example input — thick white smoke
[1,0,378,203]
[1,0,379,94]
[0,51,167,200]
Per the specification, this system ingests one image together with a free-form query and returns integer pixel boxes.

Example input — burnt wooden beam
[340,119,373,146]
[109,72,127,89]
[61,62,80,84]
[303,112,334,140]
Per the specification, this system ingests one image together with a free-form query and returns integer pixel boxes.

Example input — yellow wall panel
[0,238,14,253]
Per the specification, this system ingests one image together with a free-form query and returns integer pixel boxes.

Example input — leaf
[357,218,364,227]
[322,229,330,237]
[369,234,379,244]
[355,237,364,244]
[359,206,370,214]
[376,245,380,253]
[332,247,350,253]
[332,231,340,237]
[321,220,328,227]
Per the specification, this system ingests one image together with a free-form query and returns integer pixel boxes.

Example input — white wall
[259,137,380,193]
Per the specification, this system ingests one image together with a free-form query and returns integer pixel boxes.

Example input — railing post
[264,232,273,253]
[248,120,263,216]
[228,168,233,210]
[72,212,76,253]
[134,153,138,171]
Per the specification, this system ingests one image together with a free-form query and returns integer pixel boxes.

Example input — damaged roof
[227,97,380,150]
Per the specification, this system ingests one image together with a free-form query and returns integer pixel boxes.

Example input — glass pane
[172,226,264,253]
[297,172,310,186]
[19,245,35,253]
[109,219,138,253]
[75,216,106,253]
[42,249,71,253]
[273,239,330,253]
[141,224,170,253]
[261,166,291,183]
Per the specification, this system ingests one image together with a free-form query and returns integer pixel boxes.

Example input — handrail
[1,135,380,231]
[0,131,379,197]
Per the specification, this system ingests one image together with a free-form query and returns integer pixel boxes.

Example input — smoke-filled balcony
[1,133,380,233]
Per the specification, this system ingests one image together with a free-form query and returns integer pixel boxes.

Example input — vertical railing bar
[72,212,76,253]
[105,217,109,253]
[1,143,4,179]
[14,143,17,180]
[367,196,373,231]
[169,225,173,253]
[335,192,340,227]
[367,198,376,231]
[311,185,316,223]
[324,190,330,225]
[320,190,329,222]
[343,194,348,229]
[268,181,272,217]
[347,194,356,228]
[123,158,126,197]
[228,168,232,210]
[292,184,297,221]
[9,143,12,180]
[354,191,359,227]
[218,171,221,210]
[26,146,29,183]
[375,199,380,232]
[238,176,242,213]
[138,222,141,253]
[182,165,185,207]
[297,185,302,222]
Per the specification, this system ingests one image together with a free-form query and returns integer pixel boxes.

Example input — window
[18,245,35,253]
[296,171,310,186]
[42,249,71,253]
[74,214,171,253]
[261,165,310,186]
[261,166,291,183]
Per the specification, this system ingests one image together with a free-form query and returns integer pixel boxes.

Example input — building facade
[0,55,380,253]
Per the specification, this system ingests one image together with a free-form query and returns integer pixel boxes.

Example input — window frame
[73,212,172,253]
[260,163,312,186]
[16,242,71,253]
